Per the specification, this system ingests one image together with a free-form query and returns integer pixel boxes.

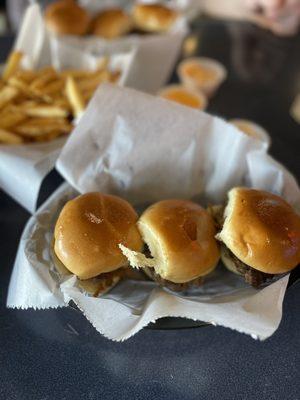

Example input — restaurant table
[1,19,300,400]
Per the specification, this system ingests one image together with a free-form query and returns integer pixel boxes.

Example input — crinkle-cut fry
[0,109,27,129]
[15,118,73,137]
[23,105,69,118]
[0,128,23,144]
[2,51,23,81]
[30,69,58,91]
[0,86,19,109]
[65,76,85,118]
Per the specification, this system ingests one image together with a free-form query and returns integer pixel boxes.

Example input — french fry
[0,50,120,145]
[23,105,69,118]
[7,77,32,93]
[65,76,85,118]
[9,78,54,104]
[15,118,72,137]
[14,69,38,83]
[16,100,38,109]
[33,130,62,142]
[0,109,27,129]
[110,71,121,83]
[98,56,110,71]
[42,79,65,96]
[0,128,23,144]
[37,66,57,76]
[52,96,72,111]
[0,86,19,109]
[77,77,104,93]
[82,90,95,103]
[2,51,23,81]
[60,69,91,79]
[30,69,58,91]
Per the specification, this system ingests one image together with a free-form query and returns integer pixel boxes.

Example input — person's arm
[202,0,300,35]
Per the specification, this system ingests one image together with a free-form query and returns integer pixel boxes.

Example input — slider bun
[45,0,90,36]
[131,200,219,283]
[132,4,178,33]
[92,8,133,39]
[218,187,300,274]
[54,192,143,279]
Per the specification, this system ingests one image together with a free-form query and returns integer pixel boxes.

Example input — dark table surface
[1,19,300,400]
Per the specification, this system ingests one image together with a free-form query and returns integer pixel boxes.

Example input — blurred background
[1,0,300,35]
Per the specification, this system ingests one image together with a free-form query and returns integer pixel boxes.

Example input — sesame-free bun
[132,4,178,33]
[54,192,143,279]
[120,199,220,283]
[92,8,133,39]
[45,0,90,36]
[218,187,300,274]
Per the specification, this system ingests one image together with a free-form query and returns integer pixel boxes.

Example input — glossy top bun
[45,0,90,36]
[54,192,143,279]
[92,8,132,39]
[121,199,220,283]
[218,187,300,274]
[132,4,178,33]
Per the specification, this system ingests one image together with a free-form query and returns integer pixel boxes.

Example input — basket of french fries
[0,25,133,212]
[0,51,120,145]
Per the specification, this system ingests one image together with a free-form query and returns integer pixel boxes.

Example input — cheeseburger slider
[213,187,300,287]
[120,199,220,291]
[45,0,90,36]
[132,3,178,33]
[91,8,133,39]
[54,192,143,293]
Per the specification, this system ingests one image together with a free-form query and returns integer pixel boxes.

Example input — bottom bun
[143,266,204,292]
[220,246,242,275]
[78,268,126,297]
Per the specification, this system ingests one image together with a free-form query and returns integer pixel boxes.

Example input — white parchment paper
[7,84,300,341]
[0,4,133,212]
